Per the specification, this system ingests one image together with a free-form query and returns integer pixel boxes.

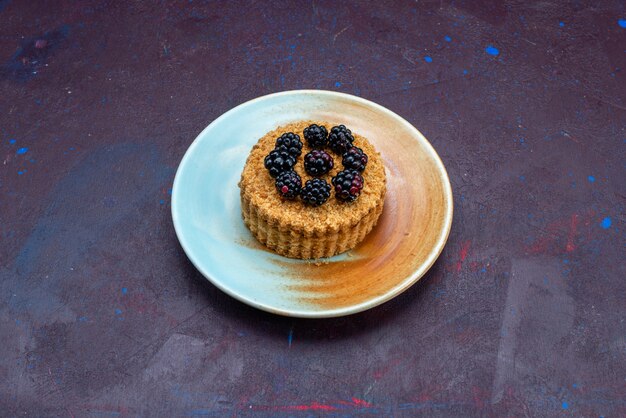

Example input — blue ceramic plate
[171,90,453,318]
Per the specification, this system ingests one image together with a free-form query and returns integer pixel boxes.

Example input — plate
[171,90,453,318]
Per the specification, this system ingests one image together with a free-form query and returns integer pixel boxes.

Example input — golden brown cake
[239,121,386,259]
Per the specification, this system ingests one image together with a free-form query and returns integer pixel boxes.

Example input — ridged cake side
[241,188,385,259]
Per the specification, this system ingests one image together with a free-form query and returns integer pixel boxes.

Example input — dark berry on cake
[303,124,328,149]
[332,169,364,202]
[275,170,302,199]
[301,178,331,206]
[328,124,354,155]
[342,146,368,172]
[303,150,334,176]
[275,132,303,158]
[264,148,296,177]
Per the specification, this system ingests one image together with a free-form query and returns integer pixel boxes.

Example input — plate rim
[171,89,454,318]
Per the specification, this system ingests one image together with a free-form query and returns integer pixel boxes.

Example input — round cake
[239,121,386,259]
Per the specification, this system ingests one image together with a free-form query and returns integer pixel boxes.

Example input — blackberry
[328,125,354,155]
[332,169,364,202]
[275,170,302,200]
[275,132,303,157]
[264,148,296,177]
[303,124,328,149]
[301,178,331,206]
[342,146,368,172]
[303,150,334,176]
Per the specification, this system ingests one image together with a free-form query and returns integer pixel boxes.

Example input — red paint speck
[281,185,289,193]
[525,211,593,255]
[286,402,338,411]
[349,397,372,408]
[455,241,471,272]
[251,402,338,412]
[565,214,579,252]
[251,397,373,412]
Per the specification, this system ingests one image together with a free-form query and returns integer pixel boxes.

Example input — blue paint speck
[167,188,172,195]
[16,147,28,155]
[335,81,341,87]
[619,19,626,28]
[115,309,122,315]
[600,217,612,229]
[572,383,578,388]
[17,170,25,175]
[288,328,293,347]
[463,69,468,75]
[424,55,433,63]
[159,199,165,205]
[9,139,16,144]
[587,175,595,183]
[559,21,565,27]
[78,316,88,322]
[561,401,568,410]
[444,35,452,42]
[122,287,128,295]
[485,45,500,56]
[519,175,526,181]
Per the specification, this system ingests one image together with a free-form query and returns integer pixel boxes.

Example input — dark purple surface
[1,1,624,417]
